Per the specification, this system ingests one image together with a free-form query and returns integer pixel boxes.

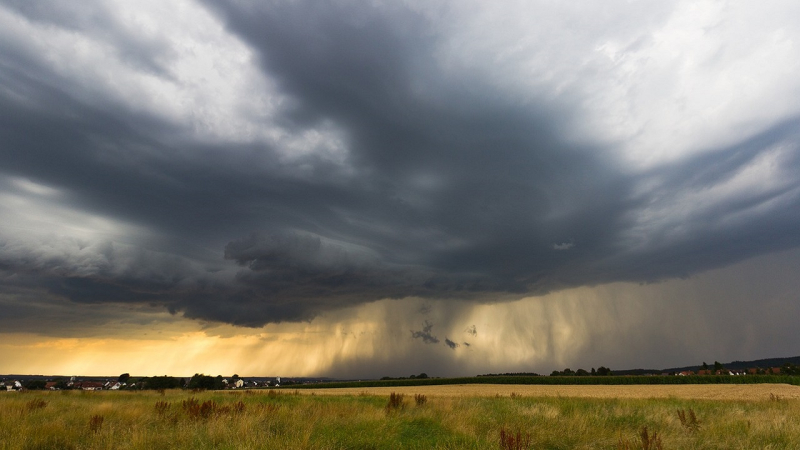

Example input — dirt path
[294,383,800,401]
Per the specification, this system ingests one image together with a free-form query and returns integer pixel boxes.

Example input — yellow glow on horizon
[0,291,615,376]
[0,304,403,377]
[6,249,784,378]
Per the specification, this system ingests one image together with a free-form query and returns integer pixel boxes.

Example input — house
[3,381,22,391]
[45,382,59,390]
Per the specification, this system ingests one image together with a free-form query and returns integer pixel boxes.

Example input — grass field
[1,385,799,449]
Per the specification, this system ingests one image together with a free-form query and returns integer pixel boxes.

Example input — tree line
[550,367,612,376]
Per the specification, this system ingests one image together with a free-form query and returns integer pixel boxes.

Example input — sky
[1,0,799,378]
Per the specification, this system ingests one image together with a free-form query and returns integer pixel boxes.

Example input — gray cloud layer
[1,0,799,330]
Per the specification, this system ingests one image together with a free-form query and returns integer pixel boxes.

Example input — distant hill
[614,356,800,376]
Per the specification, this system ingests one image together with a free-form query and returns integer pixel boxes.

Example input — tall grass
[1,389,799,449]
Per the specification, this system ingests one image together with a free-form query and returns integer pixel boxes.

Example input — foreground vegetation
[1,388,799,449]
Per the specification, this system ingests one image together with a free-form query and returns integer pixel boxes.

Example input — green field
[288,375,800,389]
[1,388,799,449]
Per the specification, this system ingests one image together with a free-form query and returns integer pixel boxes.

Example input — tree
[23,380,47,390]
[714,361,724,372]
[140,376,182,390]
[118,373,130,383]
[187,373,225,390]
[596,366,612,376]
[702,362,709,371]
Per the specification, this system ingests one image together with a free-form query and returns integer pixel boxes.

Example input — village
[0,375,289,392]
[2,362,797,392]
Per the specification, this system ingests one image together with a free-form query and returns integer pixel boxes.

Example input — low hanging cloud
[410,321,439,345]
[0,0,799,333]
[444,338,459,350]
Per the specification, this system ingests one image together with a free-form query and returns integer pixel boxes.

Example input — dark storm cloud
[1,0,800,330]
[198,0,634,280]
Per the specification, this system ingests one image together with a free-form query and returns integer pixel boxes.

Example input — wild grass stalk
[617,427,663,450]
[88,414,104,434]
[386,392,405,412]
[499,426,531,450]
[676,408,700,432]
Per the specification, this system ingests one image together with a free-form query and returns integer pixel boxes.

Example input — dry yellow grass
[3,387,800,448]
[296,382,800,400]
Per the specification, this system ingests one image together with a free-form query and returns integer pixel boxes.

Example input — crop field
[297,382,800,401]
[2,384,799,449]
